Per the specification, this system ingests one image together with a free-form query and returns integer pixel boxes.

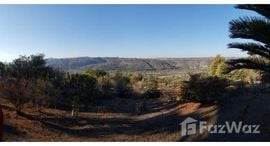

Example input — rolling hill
[46,57,214,72]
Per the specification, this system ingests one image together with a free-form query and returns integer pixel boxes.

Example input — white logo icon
[180,117,198,136]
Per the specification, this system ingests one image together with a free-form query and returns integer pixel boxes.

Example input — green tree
[209,55,226,77]
[66,74,98,107]
[216,62,227,77]
[3,54,63,113]
[226,5,270,75]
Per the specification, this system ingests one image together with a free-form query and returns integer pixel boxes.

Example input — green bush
[180,74,229,104]
[65,74,98,106]
[85,69,108,78]
[129,72,143,84]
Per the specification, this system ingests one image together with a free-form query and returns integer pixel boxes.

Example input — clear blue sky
[0,5,258,62]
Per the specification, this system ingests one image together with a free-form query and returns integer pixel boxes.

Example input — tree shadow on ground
[3,123,26,141]
[16,86,270,141]
[18,101,188,140]
[181,86,270,142]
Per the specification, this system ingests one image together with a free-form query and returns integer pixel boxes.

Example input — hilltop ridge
[46,57,215,72]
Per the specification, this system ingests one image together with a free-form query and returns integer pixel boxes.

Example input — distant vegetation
[0,54,188,115]
[0,53,267,117]
[46,57,212,72]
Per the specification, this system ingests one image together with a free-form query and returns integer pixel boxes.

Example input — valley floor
[1,90,270,141]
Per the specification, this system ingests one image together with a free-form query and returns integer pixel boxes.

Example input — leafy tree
[2,54,63,113]
[7,54,46,79]
[226,5,270,76]
[66,74,98,107]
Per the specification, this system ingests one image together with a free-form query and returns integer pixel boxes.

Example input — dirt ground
[1,90,270,141]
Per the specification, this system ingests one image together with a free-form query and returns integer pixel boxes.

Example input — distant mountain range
[46,57,214,72]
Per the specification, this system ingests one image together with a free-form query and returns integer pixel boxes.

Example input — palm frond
[229,16,270,46]
[236,5,270,19]
[228,5,270,74]
[228,42,270,59]
[226,57,270,73]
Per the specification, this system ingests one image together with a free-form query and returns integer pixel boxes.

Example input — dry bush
[110,72,133,98]
[180,74,229,104]
[3,78,32,114]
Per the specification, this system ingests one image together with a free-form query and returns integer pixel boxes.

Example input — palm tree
[227,5,270,74]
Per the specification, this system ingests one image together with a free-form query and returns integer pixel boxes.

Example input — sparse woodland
[0,4,270,141]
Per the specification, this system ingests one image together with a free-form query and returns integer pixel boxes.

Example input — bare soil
[1,90,270,141]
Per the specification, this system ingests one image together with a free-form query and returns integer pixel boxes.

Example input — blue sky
[0,5,259,62]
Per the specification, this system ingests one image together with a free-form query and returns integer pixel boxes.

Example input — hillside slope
[46,57,213,72]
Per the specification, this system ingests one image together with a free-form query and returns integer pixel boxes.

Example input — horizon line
[46,55,241,59]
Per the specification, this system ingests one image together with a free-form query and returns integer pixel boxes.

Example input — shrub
[142,75,162,98]
[3,78,32,114]
[85,69,108,78]
[31,79,58,113]
[130,72,143,84]
[209,55,226,77]
[65,74,98,107]
[145,75,158,88]
[111,72,133,98]
[97,76,114,99]
[180,74,229,104]
[227,69,261,85]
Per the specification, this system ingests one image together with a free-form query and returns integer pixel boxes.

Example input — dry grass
[1,90,270,141]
